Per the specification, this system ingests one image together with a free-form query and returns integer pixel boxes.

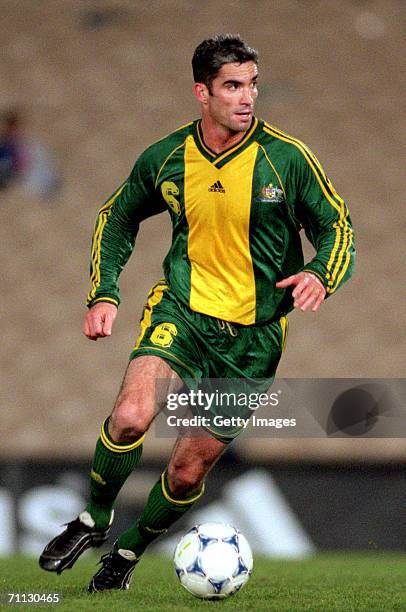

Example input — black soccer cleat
[88,542,139,593]
[39,511,113,574]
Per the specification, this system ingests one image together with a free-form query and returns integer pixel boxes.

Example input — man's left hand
[276,272,326,312]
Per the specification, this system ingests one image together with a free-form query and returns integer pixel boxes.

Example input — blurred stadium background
[0,0,405,558]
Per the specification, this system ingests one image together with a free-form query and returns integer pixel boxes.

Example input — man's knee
[109,394,152,443]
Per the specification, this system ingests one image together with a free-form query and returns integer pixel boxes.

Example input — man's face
[205,61,259,133]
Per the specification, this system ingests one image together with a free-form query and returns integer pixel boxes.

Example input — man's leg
[118,433,227,554]
[86,356,181,528]
[88,432,227,592]
[39,356,180,574]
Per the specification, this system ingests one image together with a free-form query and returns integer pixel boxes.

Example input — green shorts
[130,280,288,442]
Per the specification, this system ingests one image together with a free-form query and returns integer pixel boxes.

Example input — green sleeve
[290,146,356,296]
[86,151,165,307]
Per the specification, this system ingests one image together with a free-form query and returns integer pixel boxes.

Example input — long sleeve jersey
[87,118,355,325]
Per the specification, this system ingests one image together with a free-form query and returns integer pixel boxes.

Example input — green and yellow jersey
[87,118,355,325]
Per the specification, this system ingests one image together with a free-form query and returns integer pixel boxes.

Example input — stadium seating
[1,0,404,462]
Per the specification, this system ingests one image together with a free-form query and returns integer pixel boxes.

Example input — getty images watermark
[154,378,406,438]
[165,388,296,431]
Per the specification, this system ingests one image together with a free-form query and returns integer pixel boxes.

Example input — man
[0,111,25,189]
[39,34,355,592]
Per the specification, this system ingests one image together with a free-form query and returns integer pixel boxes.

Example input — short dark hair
[192,34,258,92]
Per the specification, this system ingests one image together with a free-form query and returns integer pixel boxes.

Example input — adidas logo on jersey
[208,180,225,193]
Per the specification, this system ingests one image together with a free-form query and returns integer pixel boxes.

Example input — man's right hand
[83,302,118,341]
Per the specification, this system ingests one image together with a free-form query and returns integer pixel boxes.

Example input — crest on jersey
[257,183,284,203]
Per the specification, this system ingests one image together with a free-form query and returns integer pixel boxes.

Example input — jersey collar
[193,117,259,167]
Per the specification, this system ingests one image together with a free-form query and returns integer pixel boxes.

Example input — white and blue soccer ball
[173,522,253,599]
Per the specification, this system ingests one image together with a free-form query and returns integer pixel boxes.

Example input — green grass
[0,553,405,611]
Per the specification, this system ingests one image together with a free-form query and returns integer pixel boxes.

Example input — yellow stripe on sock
[160,471,205,505]
[100,418,145,453]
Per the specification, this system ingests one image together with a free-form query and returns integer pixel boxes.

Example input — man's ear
[193,82,209,104]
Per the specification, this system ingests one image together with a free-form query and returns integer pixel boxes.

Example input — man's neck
[200,117,251,154]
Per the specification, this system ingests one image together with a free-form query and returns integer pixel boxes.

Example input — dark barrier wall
[1,455,405,556]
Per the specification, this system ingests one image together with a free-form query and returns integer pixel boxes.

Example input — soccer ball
[173,522,253,599]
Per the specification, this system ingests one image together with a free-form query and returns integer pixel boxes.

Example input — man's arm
[278,144,355,311]
[86,179,140,310]
[84,151,165,339]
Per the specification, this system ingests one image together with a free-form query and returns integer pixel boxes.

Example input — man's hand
[83,302,118,340]
[276,272,326,312]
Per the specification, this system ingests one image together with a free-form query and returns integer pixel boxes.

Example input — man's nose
[240,88,254,104]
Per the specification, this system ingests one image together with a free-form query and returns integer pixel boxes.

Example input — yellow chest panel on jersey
[184,135,258,324]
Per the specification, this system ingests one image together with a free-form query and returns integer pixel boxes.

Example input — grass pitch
[1,552,405,611]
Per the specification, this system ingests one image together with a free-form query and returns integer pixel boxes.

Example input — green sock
[117,471,205,556]
[85,417,144,529]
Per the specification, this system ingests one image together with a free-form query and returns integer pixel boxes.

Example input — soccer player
[39,35,355,591]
